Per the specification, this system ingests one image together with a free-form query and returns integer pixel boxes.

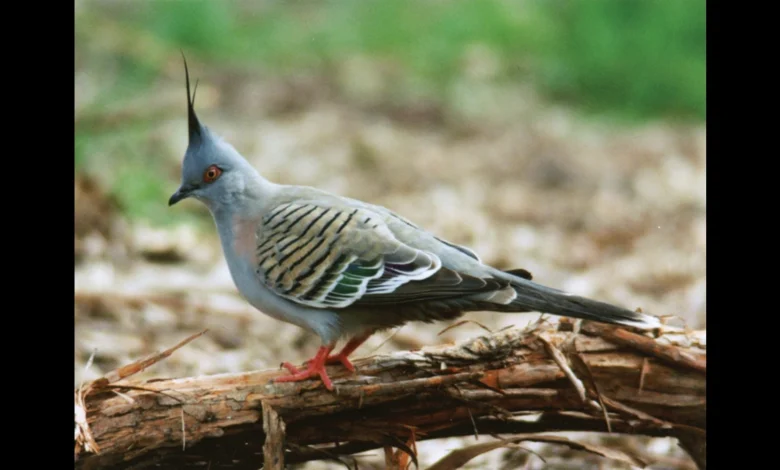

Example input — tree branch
[74,321,705,469]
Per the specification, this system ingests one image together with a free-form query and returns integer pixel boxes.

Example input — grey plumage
[251,195,660,336]
[169,56,661,389]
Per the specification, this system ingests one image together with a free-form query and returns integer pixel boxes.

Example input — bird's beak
[168,186,191,206]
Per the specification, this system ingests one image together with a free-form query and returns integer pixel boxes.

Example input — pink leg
[325,332,374,372]
[273,345,336,390]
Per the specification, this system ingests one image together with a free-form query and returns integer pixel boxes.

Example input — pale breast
[225,214,342,340]
[231,215,260,265]
[226,215,294,322]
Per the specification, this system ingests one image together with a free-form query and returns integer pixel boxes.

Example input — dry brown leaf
[426,434,647,470]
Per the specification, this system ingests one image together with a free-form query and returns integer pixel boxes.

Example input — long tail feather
[506,277,661,329]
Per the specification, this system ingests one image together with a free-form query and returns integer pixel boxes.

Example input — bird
[168,56,662,391]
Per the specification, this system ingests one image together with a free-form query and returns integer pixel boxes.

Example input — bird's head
[169,54,257,213]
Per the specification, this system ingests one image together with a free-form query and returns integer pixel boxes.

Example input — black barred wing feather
[256,202,442,309]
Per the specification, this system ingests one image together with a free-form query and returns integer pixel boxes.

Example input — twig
[369,326,405,355]
[600,396,669,427]
[582,323,705,373]
[181,408,186,451]
[262,402,286,470]
[438,319,493,336]
[100,329,209,387]
[570,353,612,433]
[539,336,601,413]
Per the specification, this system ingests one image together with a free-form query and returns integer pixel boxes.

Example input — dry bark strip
[74,321,705,470]
[262,402,286,470]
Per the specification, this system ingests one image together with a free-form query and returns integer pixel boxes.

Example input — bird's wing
[367,204,482,262]
[255,201,506,309]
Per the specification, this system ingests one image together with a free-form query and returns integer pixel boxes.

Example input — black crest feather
[181,51,202,142]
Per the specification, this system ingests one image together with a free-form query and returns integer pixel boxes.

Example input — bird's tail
[502,274,662,330]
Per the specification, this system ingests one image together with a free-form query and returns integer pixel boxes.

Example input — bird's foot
[274,364,334,390]
[321,332,372,372]
[273,346,335,390]
[325,353,356,372]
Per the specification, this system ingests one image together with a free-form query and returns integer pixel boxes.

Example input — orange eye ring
[203,165,222,183]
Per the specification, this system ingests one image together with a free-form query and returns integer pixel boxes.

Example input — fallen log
[74,319,706,469]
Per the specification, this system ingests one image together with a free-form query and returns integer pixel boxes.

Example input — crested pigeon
[169,56,662,391]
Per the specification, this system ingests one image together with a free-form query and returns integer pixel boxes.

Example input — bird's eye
[203,165,222,183]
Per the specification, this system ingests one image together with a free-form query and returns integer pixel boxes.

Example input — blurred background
[75,1,705,468]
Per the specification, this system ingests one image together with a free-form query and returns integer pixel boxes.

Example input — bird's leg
[275,344,336,390]
[325,331,373,372]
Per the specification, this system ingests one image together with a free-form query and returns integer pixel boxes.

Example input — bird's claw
[274,361,334,390]
[272,346,336,390]
[280,361,302,375]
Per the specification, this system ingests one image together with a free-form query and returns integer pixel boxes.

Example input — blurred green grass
[75,0,705,227]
